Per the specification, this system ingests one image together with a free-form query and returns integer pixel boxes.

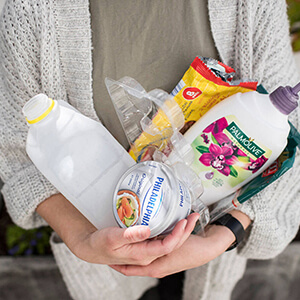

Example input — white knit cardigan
[1,0,300,299]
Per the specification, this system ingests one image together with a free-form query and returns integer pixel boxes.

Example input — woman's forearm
[36,193,97,251]
[229,210,252,229]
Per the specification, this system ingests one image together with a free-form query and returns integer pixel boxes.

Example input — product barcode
[171,79,186,97]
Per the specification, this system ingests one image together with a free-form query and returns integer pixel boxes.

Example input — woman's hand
[37,193,200,266]
[75,212,200,265]
[110,210,251,278]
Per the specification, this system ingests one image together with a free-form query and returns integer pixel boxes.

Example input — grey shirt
[90,0,218,148]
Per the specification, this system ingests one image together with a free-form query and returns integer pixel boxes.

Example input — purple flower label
[199,144,237,176]
[192,116,270,186]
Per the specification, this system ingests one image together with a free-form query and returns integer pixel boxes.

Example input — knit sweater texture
[0,0,300,299]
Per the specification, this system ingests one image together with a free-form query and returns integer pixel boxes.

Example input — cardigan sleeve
[0,0,58,229]
[235,0,300,259]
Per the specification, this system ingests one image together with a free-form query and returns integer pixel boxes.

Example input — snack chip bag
[170,56,258,125]
[129,56,258,162]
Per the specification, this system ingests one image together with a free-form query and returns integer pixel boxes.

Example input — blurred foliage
[287,0,300,51]
[6,225,52,256]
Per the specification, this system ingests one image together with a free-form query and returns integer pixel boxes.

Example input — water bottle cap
[23,94,54,124]
[269,82,300,115]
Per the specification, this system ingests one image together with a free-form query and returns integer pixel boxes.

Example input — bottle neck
[31,101,59,126]
[269,84,299,115]
[23,94,56,125]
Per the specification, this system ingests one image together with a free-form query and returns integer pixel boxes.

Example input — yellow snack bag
[129,57,258,162]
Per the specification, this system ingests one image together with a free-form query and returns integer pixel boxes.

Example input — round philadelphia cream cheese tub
[113,161,192,237]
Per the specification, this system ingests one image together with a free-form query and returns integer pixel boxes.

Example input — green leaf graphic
[196,145,210,153]
[211,134,219,145]
[237,156,250,163]
[229,165,238,178]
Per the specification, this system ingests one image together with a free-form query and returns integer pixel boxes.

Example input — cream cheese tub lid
[113,161,182,237]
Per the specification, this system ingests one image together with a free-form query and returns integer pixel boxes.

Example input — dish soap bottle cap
[269,82,300,115]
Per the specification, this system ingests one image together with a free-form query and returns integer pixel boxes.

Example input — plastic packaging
[104,62,300,235]
[105,78,210,235]
[168,82,300,206]
[113,161,209,238]
[120,57,258,162]
[23,94,135,229]
[105,77,185,162]
[170,56,258,123]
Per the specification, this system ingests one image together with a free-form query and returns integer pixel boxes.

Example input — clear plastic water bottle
[23,94,135,229]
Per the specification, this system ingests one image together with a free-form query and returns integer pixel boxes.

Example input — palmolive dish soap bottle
[178,82,300,206]
[23,94,135,229]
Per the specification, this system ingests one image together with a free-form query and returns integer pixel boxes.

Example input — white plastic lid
[22,94,53,124]
[113,161,183,237]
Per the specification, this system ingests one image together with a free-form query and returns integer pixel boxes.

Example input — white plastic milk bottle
[23,94,135,229]
[180,82,300,206]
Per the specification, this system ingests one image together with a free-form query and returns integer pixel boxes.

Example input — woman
[0,0,299,299]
